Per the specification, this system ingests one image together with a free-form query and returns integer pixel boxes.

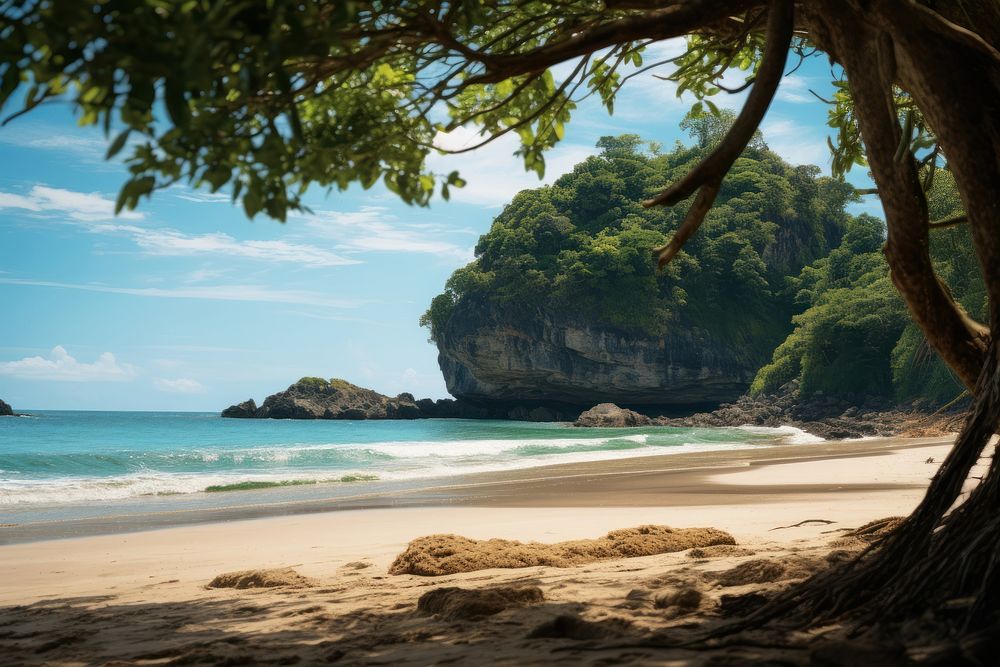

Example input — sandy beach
[0,434,969,665]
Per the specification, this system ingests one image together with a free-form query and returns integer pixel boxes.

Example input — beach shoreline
[2,433,976,665]
[0,434,952,545]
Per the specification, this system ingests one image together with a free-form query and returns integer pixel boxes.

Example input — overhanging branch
[645,0,793,269]
[466,0,758,85]
[930,214,968,229]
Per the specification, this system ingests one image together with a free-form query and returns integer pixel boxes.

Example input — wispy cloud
[0,185,143,221]
[761,118,830,168]
[0,346,135,382]
[776,74,816,104]
[428,127,594,207]
[299,205,475,263]
[0,126,110,162]
[154,377,206,394]
[0,185,359,268]
[106,224,361,267]
[170,188,232,204]
[0,278,362,308]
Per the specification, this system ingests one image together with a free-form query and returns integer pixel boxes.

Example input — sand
[388,525,736,575]
[0,434,969,665]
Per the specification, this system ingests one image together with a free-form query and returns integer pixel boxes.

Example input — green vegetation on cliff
[423,113,855,367]
[426,118,981,407]
[752,172,984,403]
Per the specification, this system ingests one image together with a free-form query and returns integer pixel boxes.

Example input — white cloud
[170,188,231,204]
[0,126,109,162]
[611,39,753,122]
[300,205,475,263]
[776,74,815,104]
[0,185,143,221]
[760,118,830,168]
[0,346,135,382]
[154,377,206,394]
[0,278,361,308]
[115,225,361,267]
[0,184,358,268]
[428,127,595,207]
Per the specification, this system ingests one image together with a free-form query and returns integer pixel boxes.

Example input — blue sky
[0,44,878,411]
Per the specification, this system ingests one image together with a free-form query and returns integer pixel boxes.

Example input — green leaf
[164,78,189,129]
[114,176,156,214]
[105,129,131,160]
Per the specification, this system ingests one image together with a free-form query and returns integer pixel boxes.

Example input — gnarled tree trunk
[735,0,1000,640]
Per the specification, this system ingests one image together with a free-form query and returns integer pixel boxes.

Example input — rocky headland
[0,399,14,416]
[221,377,579,421]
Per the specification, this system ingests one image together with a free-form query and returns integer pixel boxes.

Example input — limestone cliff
[435,297,768,410]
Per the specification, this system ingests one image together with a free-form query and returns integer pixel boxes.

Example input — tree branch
[645,0,793,268]
[466,0,759,85]
[644,0,791,209]
[714,77,756,94]
[897,0,1000,67]
[930,214,968,229]
[652,182,720,268]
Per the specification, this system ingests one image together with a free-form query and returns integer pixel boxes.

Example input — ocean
[0,411,822,524]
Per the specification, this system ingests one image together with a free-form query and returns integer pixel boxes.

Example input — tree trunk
[731,0,1000,639]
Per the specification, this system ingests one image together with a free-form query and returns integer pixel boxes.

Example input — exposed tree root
[769,519,836,531]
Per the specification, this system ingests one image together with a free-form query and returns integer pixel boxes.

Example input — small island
[0,399,16,416]
[222,377,579,421]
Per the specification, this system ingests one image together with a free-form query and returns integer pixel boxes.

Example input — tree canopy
[753,171,985,402]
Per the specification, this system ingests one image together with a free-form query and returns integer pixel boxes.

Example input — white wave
[374,440,760,482]
[0,469,375,506]
[737,424,825,444]
[364,434,648,458]
[2,427,812,506]
[182,434,652,463]
[0,436,763,506]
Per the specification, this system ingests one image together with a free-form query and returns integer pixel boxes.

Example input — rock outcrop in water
[0,399,14,416]
[574,403,650,428]
[224,378,424,420]
[222,377,580,421]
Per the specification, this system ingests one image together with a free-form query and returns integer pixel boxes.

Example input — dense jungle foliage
[752,171,984,403]
[423,117,982,405]
[423,112,854,363]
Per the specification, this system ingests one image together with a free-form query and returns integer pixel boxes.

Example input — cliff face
[435,298,766,409]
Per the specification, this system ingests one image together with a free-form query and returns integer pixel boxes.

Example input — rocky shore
[224,378,965,438]
[221,377,579,421]
[575,381,966,439]
[0,399,16,416]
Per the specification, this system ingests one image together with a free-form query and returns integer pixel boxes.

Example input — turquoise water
[0,411,821,509]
